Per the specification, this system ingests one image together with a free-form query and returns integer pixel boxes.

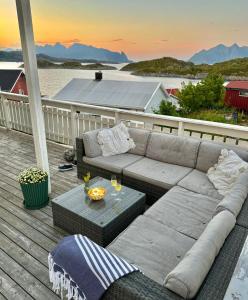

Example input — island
[121,57,248,80]
[20,59,117,70]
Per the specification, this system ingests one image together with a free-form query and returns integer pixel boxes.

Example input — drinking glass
[111,175,117,187]
[115,179,122,201]
[111,175,117,196]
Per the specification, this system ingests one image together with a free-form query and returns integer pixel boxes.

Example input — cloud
[111,38,124,42]
[36,38,81,45]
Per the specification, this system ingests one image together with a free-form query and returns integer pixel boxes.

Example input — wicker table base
[52,177,146,246]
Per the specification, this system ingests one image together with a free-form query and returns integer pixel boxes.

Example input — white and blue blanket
[48,234,138,300]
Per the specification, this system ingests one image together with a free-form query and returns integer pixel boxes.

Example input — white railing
[0,91,248,149]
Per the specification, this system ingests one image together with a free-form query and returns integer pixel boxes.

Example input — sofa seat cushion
[123,158,192,190]
[145,186,220,240]
[107,215,195,285]
[196,141,248,173]
[178,169,224,201]
[146,132,200,168]
[83,154,143,174]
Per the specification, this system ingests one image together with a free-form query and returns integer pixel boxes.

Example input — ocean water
[0,62,198,97]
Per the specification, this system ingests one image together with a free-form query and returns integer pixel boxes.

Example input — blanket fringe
[48,254,86,300]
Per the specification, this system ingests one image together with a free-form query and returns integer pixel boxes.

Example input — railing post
[178,121,185,136]
[115,112,121,124]
[1,96,12,130]
[70,105,78,146]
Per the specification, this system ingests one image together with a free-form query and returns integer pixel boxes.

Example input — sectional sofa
[76,128,248,300]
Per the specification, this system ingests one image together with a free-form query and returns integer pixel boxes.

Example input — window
[19,89,24,95]
[239,91,248,97]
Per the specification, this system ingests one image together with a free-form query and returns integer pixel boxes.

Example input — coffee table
[52,177,146,246]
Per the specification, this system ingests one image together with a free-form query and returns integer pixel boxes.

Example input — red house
[0,69,28,95]
[225,81,248,111]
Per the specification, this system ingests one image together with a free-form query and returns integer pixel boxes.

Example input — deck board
[0,127,81,299]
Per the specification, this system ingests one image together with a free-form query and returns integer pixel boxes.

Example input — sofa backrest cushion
[164,210,235,299]
[128,128,150,156]
[146,133,200,168]
[82,129,102,158]
[196,141,248,173]
[215,170,248,217]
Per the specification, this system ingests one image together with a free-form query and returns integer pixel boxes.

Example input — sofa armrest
[103,272,182,300]
[76,136,85,164]
[76,136,86,179]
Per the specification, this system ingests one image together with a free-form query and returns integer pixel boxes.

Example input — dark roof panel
[0,69,23,92]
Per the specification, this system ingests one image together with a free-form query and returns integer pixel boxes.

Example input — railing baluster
[1,96,12,130]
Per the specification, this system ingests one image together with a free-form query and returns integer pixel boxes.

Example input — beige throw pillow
[207,149,248,196]
[97,123,135,157]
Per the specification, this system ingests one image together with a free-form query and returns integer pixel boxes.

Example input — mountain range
[189,44,248,64]
[36,43,130,63]
[0,43,130,63]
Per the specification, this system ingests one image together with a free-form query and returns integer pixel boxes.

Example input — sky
[1,0,248,61]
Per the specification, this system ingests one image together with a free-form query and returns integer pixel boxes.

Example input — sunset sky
[1,0,248,61]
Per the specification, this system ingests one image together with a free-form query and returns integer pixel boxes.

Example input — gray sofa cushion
[196,141,248,173]
[83,153,143,174]
[145,186,220,240]
[82,129,102,158]
[128,128,150,156]
[108,215,195,285]
[164,211,236,299]
[123,157,192,190]
[146,133,200,168]
[178,169,224,200]
[215,170,248,217]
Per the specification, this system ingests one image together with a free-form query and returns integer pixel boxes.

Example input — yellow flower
[83,172,91,183]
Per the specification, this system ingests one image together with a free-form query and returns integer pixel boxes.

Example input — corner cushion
[196,141,248,173]
[178,169,224,201]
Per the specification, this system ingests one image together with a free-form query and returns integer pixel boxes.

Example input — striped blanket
[48,235,138,300]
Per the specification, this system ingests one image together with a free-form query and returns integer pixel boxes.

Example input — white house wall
[145,88,168,113]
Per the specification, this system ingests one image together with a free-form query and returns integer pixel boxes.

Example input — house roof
[0,69,23,92]
[53,78,169,110]
[226,81,248,90]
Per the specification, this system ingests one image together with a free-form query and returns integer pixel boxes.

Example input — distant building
[166,88,179,97]
[53,73,178,113]
[0,69,28,95]
[225,81,248,111]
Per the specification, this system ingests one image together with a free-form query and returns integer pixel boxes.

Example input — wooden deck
[0,127,81,300]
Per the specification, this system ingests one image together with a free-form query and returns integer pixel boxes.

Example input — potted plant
[18,167,49,209]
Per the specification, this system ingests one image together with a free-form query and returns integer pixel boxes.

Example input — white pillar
[15,0,51,193]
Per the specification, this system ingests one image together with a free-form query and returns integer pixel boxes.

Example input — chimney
[95,71,102,81]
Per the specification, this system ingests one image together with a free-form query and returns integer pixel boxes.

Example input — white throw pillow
[97,123,135,157]
[207,149,248,196]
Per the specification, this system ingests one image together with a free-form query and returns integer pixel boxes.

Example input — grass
[184,109,248,125]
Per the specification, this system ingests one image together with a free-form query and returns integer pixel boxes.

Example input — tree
[153,100,178,116]
[177,73,225,113]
